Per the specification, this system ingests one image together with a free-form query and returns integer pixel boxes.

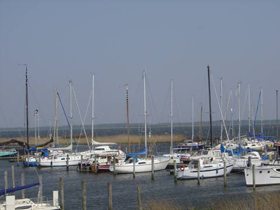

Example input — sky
[0,0,280,129]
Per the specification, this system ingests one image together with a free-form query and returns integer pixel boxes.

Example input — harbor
[1,141,280,210]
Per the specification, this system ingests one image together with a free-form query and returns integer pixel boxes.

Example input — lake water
[1,144,280,209]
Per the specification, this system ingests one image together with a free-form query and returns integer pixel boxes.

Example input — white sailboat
[177,156,233,180]
[109,71,169,174]
[39,81,81,167]
[244,142,280,186]
[0,191,60,210]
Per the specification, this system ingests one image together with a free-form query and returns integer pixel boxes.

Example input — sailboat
[78,74,126,172]
[109,71,170,174]
[39,81,81,167]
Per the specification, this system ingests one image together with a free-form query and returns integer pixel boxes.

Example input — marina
[1,142,280,210]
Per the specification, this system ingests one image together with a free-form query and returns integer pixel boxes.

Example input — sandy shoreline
[0,134,187,146]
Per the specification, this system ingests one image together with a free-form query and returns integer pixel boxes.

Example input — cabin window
[61,158,65,160]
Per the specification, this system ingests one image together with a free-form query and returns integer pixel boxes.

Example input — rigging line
[57,92,71,129]
[211,75,230,141]
[76,90,92,151]
[72,87,90,149]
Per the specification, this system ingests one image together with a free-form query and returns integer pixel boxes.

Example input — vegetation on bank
[145,191,280,210]
[0,134,187,146]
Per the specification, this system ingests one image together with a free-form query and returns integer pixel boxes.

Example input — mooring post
[197,160,201,185]
[80,155,83,172]
[173,160,177,183]
[223,160,227,188]
[59,177,65,210]
[151,155,155,181]
[17,152,20,166]
[137,185,143,210]
[133,158,136,179]
[108,182,113,210]
[21,173,25,198]
[11,165,15,189]
[252,164,256,191]
[4,170,8,195]
[113,156,116,176]
[66,154,69,171]
[37,175,43,203]
[94,155,98,174]
[82,180,87,210]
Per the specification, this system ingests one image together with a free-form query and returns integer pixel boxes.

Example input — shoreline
[0,134,188,146]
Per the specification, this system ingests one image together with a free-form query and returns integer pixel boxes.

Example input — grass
[0,134,186,146]
[143,192,280,210]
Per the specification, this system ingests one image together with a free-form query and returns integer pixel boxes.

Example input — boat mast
[54,91,59,145]
[143,71,148,158]
[207,65,213,148]
[91,74,95,148]
[220,77,223,143]
[238,82,241,144]
[276,89,279,140]
[248,85,251,134]
[25,65,30,151]
[126,84,131,153]
[170,80,174,155]
[191,96,194,144]
[199,104,203,141]
[69,80,73,149]
[260,88,263,134]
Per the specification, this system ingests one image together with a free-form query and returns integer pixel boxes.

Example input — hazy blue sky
[0,0,279,129]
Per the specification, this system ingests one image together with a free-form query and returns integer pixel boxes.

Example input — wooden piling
[82,180,87,210]
[252,164,256,191]
[17,152,20,166]
[137,185,143,210]
[59,177,65,210]
[223,160,227,188]
[21,173,25,199]
[94,155,98,174]
[113,156,116,176]
[133,158,136,179]
[151,155,155,181]
[38,175,43,203]
[11,165,15,188]
[173,160,177,183]
[4,171,8,195]
[108,182,113,210]
[197,160,200,185]
[66,154,69,171]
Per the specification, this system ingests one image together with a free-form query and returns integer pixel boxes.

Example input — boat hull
[110,157,170,174]
[244,165,280,186]
[177,163,233,180]
[39,155,81,167]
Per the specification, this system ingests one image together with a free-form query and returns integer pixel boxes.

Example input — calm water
[1,144,280,209]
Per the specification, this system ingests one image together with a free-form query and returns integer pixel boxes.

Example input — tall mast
[276,90,279,140]
[248,85,251,133]
[170,80,174,155]
[143,71,148,158]
[238,82,241,143]
[125,84,130,153]
[54,91,59,145]
[199,104,203,141]
[220,77,223,142]
[207,65,213,148]
[69,80,73,148]
[25,65,30,151]
[260,88,263,134]
[191,96,194,143]
[91,74,95,147]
